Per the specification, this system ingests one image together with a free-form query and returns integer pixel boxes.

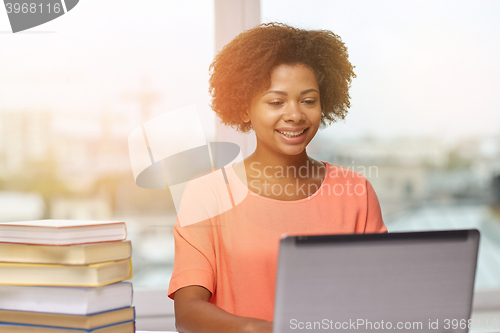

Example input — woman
[168,23,387,333]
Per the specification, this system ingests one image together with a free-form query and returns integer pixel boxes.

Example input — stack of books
[0,220,134,332]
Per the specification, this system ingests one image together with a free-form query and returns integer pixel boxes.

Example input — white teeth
[277,129,306,137]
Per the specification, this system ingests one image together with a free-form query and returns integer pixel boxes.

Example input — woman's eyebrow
[262,88,319,96]
[300,88,319,95]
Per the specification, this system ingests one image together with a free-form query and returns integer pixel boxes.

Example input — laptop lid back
[273,230,479,333]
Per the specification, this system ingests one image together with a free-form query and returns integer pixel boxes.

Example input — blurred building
[50,111,131,189]
[0,110,53,176]
[312,135,500,218]
[0,109,140,220]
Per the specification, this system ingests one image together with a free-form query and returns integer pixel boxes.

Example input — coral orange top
[167,162,387,322]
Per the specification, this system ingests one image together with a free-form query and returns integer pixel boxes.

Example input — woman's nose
[283,102,305,122]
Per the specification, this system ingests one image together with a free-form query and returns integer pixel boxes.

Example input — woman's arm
[174,286,273,333]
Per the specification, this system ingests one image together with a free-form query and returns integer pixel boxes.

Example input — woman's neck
[249,148,311,170]
[232,142,326,200]
[242,142,324,182]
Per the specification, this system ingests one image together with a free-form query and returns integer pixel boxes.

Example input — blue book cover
[0,319,134,332]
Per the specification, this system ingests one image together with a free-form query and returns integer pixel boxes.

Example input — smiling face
[241,63,322,157]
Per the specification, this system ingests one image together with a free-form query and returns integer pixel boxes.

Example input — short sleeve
[364,179,388,233]
[168,171,229,300]
[167,216,217,300]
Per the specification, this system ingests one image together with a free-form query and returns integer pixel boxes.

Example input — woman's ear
[240,109,250,123]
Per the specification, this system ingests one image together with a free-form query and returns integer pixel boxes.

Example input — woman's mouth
[275,128,308,143]
[276,129,307,137]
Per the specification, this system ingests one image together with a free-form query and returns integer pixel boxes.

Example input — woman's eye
[268,101,282,106]
[303,99,317,105]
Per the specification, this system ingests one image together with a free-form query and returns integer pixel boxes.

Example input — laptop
[273,230,480,333]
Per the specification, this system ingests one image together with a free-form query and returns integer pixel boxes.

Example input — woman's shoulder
[177,168,240,227]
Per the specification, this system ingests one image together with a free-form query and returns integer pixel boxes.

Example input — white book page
[0,220,124,228]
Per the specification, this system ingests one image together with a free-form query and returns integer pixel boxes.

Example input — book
[0,241,132,265]
[0,259,132,287]
[0,220,127,245]
[0,282,133,315]
[0,320,134,332]
[0,307,134,329]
